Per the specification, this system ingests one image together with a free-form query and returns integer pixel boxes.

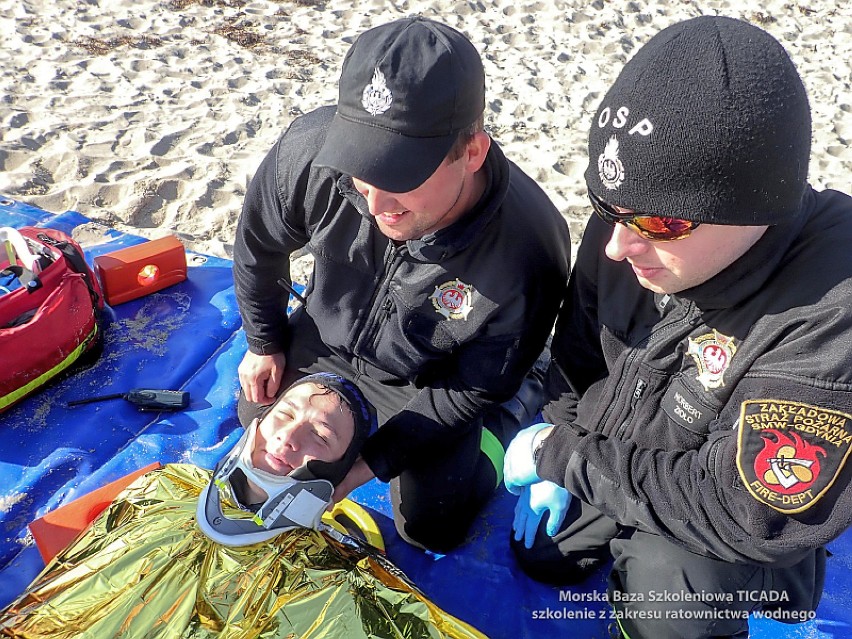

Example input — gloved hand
[513,480,571,549]
[503,422,553,495]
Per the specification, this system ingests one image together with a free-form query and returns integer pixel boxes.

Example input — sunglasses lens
[589,192,697,241]
[630,217,695,241]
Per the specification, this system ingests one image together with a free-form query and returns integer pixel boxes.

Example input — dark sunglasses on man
[588,191,701,242]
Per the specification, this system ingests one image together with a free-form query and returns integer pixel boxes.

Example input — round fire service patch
[736,399,852,514]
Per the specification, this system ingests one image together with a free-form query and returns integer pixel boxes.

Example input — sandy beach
[0,0,849,264]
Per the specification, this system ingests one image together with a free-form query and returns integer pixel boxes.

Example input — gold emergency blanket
[0,464,486,639]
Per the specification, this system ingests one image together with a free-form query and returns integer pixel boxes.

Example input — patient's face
[251,382,355,476]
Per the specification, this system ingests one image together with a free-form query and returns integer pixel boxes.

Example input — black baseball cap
[314,16,486,193]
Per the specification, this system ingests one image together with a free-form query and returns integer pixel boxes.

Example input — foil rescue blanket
[0,464,485,639]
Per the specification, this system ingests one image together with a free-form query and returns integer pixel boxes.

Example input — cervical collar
[196,420,333,546]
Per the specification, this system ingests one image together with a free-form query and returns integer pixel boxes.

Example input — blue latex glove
[513,480,571,549]
[503,422,552,495]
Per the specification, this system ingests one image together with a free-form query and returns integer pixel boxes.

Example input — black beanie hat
[260,372,375,486]
[585,16,811,225]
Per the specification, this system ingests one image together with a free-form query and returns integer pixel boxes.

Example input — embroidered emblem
[687,330,737,391]
[736,400,852,513]
[430,279,474,320]
[598,135,625,190]
[361,68,393,116]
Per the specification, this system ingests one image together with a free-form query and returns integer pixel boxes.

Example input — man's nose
[604,222,649,262]
[361,184,401,215]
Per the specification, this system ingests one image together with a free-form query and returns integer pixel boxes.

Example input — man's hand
[332,457,376,504]
[503,422,555,495]
[238,351,287,404]
[513,481,571,549]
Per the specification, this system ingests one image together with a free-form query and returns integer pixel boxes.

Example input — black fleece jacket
[539,187,852,566]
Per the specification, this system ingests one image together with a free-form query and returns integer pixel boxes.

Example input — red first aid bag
[0,226,104,413]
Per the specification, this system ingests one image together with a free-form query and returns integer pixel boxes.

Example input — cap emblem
[362,67,393,116]
[598,135,625,190]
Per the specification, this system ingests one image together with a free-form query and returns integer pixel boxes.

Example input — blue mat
[1,197,849,638]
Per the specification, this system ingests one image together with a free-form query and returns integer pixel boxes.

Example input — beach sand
[1,0,849,266]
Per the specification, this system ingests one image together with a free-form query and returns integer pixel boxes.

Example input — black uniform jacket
[539,187,852,566]
[234,106,571,481]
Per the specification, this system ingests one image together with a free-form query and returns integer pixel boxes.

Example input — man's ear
[464,131,491,174]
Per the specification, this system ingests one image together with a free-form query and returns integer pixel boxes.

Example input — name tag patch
[661,378,715,434]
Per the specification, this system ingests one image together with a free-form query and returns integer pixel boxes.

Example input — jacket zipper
[606,300,696,439]
[353,244,401,356]
[371,297,394,349]
[614,377,647,440]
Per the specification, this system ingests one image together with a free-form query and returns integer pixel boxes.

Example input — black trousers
[238,308,546,553]
[511,499,826,639]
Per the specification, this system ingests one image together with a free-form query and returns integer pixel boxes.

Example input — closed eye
[314,426,332,445]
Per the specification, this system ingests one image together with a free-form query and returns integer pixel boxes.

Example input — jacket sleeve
[233,137,310,355]
[537,373,852,565]
[542,217,609,428]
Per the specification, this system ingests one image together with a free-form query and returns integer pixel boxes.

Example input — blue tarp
[0,197,849,638]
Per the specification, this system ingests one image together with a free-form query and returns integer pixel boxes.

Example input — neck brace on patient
[197,419,333,546]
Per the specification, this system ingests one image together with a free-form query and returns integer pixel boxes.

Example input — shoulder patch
[736,399,852,514]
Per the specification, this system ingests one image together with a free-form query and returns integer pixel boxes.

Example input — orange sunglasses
[589,191,700,242]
